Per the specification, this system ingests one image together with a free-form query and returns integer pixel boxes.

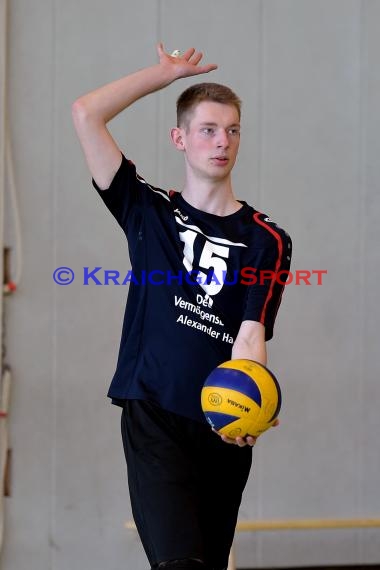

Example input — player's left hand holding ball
[213,429,258,447]
[213,419,280,447]
[201,359,282,447]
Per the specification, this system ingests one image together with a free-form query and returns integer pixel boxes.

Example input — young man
[72,43,291,570]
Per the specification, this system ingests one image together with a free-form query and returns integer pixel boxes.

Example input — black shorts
[121,399,253,570]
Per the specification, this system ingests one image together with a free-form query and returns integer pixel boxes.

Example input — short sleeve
[243,220,292,341]
[92,153,147,231]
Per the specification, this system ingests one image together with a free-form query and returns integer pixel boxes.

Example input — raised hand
[157,42,218,80]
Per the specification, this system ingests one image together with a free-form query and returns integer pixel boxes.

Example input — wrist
[152,62,178,88]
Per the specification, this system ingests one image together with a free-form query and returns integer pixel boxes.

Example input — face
[172,101,241,183]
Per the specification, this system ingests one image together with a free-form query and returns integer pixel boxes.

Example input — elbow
[71,97,90,124]
[71,98,105,134]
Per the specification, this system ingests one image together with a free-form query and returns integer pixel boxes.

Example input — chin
[208,166,233,179]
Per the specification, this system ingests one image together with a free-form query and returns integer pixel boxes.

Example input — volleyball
[201,359,281,438]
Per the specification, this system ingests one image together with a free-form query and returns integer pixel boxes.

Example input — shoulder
[250,209,292,249]
[106,153,171,203]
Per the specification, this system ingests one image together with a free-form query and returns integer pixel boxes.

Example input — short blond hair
[176,83,241,130]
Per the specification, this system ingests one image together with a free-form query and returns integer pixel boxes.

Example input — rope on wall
[0,0,22,555]
[0,366,11,554]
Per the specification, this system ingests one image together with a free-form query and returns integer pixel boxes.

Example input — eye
[228,127,240,136]
[201,127,215,136]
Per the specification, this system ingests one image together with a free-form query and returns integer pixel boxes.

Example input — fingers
[156,43,218,74]
[193,64,218,75]
[183,49,205,67]
[182,47,196,60]
[222,435,257,447]
[182,49,217,71]
[190,52,203,66]
[245,435,257,446]
[156,42,165,57]
[212,429,257,447]
[157,43,194,61]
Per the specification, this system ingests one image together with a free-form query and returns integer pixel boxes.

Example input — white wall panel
[2,0,55,568]
[53,3,159,569]
[235,0,369,566]
[359,0,380,562]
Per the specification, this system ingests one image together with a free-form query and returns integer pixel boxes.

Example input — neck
[181,173,242,217]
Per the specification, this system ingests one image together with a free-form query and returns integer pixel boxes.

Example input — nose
[216,129,229,148]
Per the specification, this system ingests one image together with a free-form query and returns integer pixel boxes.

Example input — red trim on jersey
[253,212,283,324]
[169,190,176,198]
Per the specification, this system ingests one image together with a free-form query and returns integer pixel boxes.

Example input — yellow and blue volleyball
[201,359,281,438]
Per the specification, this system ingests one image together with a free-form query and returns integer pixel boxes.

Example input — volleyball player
[72,43,291,570]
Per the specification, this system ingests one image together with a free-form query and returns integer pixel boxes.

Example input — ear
[170,127,185,151]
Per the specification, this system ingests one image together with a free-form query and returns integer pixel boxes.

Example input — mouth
[211,156,229,165]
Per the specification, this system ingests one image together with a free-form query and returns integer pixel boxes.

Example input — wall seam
[256,0,264,567]
[50,0,57,568]
[357,0,368,562]
[155,0,163,187]
[257,0,264,211]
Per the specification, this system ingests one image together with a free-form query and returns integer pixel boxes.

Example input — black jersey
[93,154,292,422]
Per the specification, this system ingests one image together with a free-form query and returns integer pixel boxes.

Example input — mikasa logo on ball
[227,398,251,414]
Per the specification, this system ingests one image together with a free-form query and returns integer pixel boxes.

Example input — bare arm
[231,320,266,365]
[72,43,217,189]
